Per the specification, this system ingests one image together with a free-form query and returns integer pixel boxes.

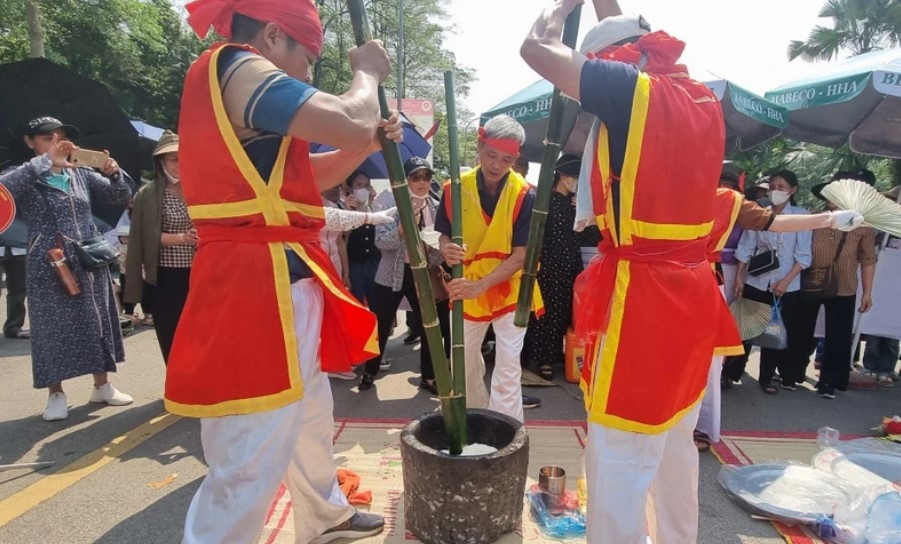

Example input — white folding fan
[821,179,901,237]
[729,297,771,341]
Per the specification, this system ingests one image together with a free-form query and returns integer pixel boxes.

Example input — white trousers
[183,280,354,544]
[697,285,729,442]
[462,312,525,422]
[696,356,723,442]
[586,404,701,544]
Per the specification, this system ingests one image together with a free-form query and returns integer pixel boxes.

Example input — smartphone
[70,148,108,169]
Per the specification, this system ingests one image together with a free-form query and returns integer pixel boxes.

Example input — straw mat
[257,418,656,544]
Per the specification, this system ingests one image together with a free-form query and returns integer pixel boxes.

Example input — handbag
[747,232,784,277]
[428,263,450,301]
[71,235,120,270]
[749,297,788,350]
[747,248,780,276]
[800,232,847,301]
[39,181,120,271]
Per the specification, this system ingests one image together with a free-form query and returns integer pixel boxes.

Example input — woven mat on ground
[258,419,655,544]
[711,431,863,544]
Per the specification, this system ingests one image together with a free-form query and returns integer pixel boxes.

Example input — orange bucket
[564,328,591,384]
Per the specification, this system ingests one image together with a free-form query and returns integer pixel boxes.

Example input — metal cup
[538,465,566,495]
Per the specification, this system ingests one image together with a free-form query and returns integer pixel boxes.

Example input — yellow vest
[451,168,544,321]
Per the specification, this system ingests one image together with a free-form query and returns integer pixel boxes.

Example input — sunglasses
[409,172,432,182]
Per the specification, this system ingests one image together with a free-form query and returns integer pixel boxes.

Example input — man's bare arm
[520,0,588,102]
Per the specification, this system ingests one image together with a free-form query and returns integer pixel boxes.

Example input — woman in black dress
[523,155,583,380]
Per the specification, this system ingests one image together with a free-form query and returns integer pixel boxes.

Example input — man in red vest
[522,0,732,542]
[174,1,403,542]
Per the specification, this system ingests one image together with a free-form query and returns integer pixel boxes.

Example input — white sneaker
[379,360,392,371]
[42,392,69,421]
[89,383,134,406]
[328,371,357,381]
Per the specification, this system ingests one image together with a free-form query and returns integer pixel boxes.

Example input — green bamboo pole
[513,5,582,327]
[347,0,466,455]
[443,71,467,403]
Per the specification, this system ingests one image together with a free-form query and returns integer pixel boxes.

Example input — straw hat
[152,130,179,157]
[729,297,772,341]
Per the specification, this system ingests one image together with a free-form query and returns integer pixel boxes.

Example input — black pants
[364,265,449,380]
[153,267,191,364]
[0,251,27,335]
[792,294,856,390]
[723,285,802,387]
[120,273,156,316]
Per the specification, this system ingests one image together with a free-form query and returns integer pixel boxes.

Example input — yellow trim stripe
[714,344,745,356]
[714,191,743,251]
[284,200,326,219]
[188,199,264,220]
[619,73,651,246]
[632,220,713,241]
[590,259,631,414]
[265,137,293,226]
[588,391,705,435]
[187,199,324,221]
[269,242,303,395]
[287,242,380,354]
[0,412,181,527]
[596,125,617,244]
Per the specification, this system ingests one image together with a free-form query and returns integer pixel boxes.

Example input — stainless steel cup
[538,465,566,495]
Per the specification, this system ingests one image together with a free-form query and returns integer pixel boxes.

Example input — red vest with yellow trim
[575,70,740,434]
[444,168,543,321]
[708,188,744,263]
[708,188,745,356]
[165,43,378,418]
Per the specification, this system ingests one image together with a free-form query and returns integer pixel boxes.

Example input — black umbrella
[0,58,143,225]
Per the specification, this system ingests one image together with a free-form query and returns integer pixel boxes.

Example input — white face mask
[353,188,370,207]
[163,167,180,184]
[768,190,791,206]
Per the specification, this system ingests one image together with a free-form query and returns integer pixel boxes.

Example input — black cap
[24,116,81,139]
[554,154,581,177]
[404,156,433,177]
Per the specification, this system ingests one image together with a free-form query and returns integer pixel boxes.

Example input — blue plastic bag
[751,297,788,350]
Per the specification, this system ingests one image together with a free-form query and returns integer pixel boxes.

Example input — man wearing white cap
[522,1,734,542]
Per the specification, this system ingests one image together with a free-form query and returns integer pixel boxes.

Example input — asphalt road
[0,306,897,544]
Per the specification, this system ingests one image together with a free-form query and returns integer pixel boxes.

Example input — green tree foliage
[1,0,475,167]
[314,0,477,174]
[0,0,209,128]
[779,0,901,191]
[788,0,901,62]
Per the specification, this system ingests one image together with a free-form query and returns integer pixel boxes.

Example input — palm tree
[788,0,901,61]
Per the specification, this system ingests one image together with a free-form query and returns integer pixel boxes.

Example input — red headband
[186,0,324,57]
[478,127,521,157]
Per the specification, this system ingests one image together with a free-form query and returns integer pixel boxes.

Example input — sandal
[693,430,712,453]
[418,379,439,395]
[537,364,554,381]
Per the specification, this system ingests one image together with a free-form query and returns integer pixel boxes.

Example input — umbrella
[765,48,901,158]
[704,79,788,152]
[131,119,166,168]
[310,115,431,180]
[480,77,786,162]
[0,57,142,225]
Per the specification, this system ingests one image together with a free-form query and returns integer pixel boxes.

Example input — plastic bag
[750,297,788,350]
[866,491,901,544]
[526,484,586,539]
[817,427,841,449]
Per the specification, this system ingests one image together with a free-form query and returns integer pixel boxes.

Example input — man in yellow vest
[437,115,543,423]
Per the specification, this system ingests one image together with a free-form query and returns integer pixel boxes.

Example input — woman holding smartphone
[0,116,135,421]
